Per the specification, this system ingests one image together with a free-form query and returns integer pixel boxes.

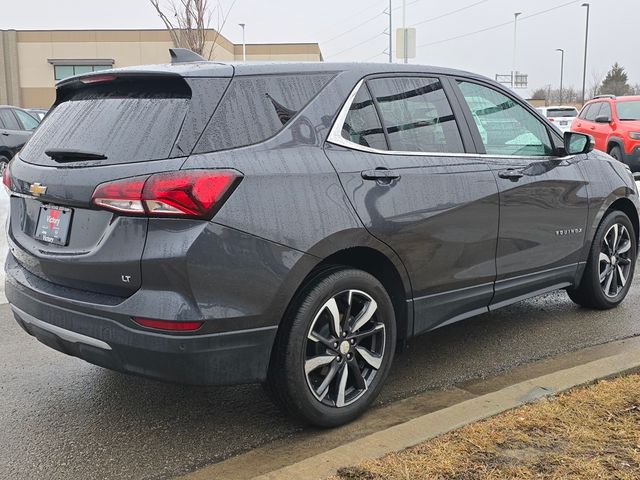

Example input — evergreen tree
[599,63,631,96]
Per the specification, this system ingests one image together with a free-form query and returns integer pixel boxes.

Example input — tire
[267,268,396,427]
[609,145,623,162]
[568,210,636,309]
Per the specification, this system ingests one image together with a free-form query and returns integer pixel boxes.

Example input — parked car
[536,105,578,133]
[4,53,639,427]
[26,109,49,121]
[0,105,40,164]
[572,95,640,171]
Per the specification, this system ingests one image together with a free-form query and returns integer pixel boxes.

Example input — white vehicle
[536,106,579,133]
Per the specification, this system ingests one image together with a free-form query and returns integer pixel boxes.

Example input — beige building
[0,29,323,108]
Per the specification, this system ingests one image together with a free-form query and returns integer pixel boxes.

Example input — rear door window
[367,76,464,153]
[457,81,554,157]
[340,85,388,150]
[20,76,198,165]
[195,73,335,153]
[0,108,20,130]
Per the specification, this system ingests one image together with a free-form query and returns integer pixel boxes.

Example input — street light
[556,49,565,104]
[580,3,590,104]
[512,12,522,88]
[239,23,246,63]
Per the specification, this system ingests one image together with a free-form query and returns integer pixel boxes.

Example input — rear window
[20,76,193,166]
[547,108,578,118]
[195,73,335,153]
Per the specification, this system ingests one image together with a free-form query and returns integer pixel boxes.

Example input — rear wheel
[267,268,396,427]
[568,210,636,309]
[609,145,623,162]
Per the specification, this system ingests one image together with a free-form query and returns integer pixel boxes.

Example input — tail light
[92,170,241,219]
[2,163,10,191]
[133,317,204,332]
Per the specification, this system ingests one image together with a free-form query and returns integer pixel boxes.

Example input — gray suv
[4,52,639,426]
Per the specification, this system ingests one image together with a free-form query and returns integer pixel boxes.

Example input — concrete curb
[252,346,640,480]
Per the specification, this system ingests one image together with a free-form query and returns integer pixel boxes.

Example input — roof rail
[169,48,206,64]
[593,94,616,99]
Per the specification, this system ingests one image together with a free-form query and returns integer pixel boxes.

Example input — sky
[1,0,638,97]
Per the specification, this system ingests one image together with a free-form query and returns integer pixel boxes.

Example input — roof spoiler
[169,48,206,64]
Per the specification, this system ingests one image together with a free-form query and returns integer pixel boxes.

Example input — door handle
[498,169,524,180]
[361,169,401,181]
[0,132,9,136]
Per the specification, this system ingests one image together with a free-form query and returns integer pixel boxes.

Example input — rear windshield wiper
[45,148,107,162]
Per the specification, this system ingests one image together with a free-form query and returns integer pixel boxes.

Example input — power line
[417,0,580,48]
[322,10,387,44]
[410,0,490,28]
[330,31,387,58]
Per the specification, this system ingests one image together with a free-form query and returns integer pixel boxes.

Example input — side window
[599,102,612,119]
[367,77,464,153]
[457,81,553,157]
[578,104,592,119]
[195,73,335,153]
[0,109,20,130]
[340,85,388,150]
[584,103,603,121]
[13,109,39,131]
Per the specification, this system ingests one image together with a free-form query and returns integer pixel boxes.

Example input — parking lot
[2,261,639,479]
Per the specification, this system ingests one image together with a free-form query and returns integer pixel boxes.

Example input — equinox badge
[29,182,47,197]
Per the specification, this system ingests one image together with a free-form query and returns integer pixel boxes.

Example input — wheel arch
[607,197,639,245]
[607,136,625,154]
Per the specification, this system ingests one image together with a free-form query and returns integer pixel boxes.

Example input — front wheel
[568,210,636,309]
[609,145,623,162]
[267,268,396,427]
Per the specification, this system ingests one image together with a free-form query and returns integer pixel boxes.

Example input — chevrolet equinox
[5,50,639,427]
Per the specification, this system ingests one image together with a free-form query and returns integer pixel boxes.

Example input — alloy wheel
[304,290,386,408]
[599,223,632,298]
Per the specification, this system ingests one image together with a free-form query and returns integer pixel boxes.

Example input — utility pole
[556,48,565,104]
[239,23,246,63]
[512,12,521,88]
[403,0,408,64]
[384,0,392,63]
[580,3,590,104]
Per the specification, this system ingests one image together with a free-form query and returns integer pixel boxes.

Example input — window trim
[327,77,567,160]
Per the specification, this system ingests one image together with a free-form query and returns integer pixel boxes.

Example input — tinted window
[14,109,39,131]
[340,85,387,150]
[458,81,553,157]
[367,77,464,153]
[0,109,20,130]
[584,102,603,121]
[617,101,640,120]
[195,73,334,153]
[20,77,193,165]
[578,104,592,119]
[547,108,578,118]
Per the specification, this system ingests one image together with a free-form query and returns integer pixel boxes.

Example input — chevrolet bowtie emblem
[29,182,47,197]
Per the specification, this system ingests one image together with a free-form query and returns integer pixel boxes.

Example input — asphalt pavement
[2,278,640,479]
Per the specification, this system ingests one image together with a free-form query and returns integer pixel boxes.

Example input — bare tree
[150,0,236,59]
[588,69,605,100]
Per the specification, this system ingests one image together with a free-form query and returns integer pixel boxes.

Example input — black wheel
[609,145,623,162]
[267,268,396,427]
[568,210,636,309]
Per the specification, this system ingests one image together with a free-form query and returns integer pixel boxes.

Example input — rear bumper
[6,259,278,386]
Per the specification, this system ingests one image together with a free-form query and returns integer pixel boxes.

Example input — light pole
[402,0,407,64]
[388,0,393,63]
[239,23,246,63]
[512,12,522,88]
[580,3,590,104]
[556,49,565,104]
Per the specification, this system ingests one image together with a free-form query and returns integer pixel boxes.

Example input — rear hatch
[547,107,578,128]
[6,68,231,297]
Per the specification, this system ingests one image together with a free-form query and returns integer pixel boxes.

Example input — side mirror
[564,131,594,155]
[595,115,612,124]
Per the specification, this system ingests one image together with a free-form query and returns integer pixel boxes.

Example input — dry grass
[332,374,640,480]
